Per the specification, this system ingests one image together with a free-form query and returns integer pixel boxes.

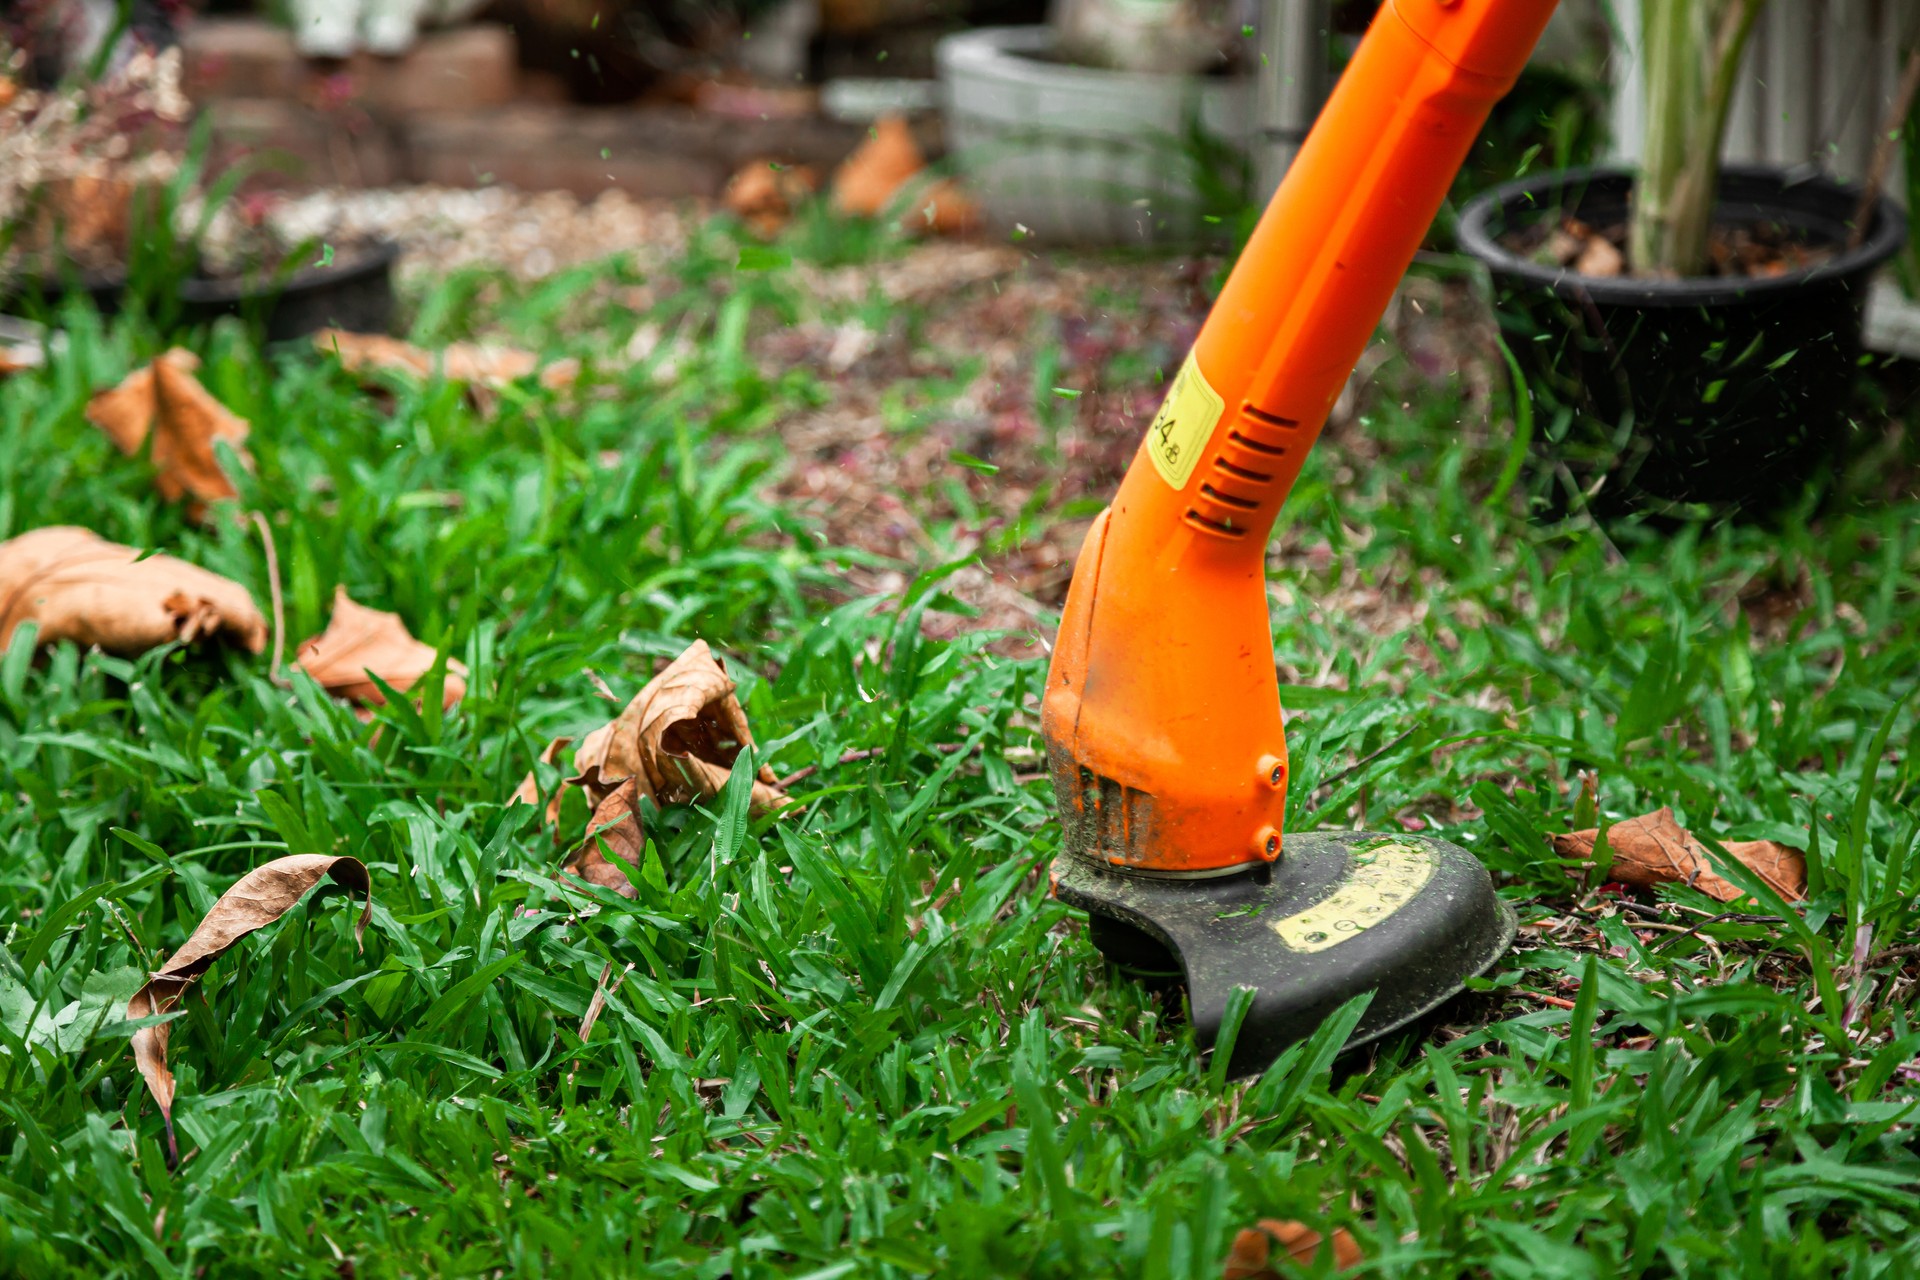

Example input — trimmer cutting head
[1053,835,1516,1076]
[1040,0,1555,1075]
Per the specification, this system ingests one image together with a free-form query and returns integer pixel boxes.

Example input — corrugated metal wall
[1612,0,1919,185]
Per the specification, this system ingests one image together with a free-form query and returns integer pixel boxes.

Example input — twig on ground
[776,741,971,790]
[1867,943,1920,971]
[1518,989,1578,1011]
[1310,727,1418,798]
[249,511,288,687]
[577,960,631,1044]
[1660,903,1784,926]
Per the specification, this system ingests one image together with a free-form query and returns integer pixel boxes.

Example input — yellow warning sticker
[1271,842,1435,954]
[1145,352,1225,490]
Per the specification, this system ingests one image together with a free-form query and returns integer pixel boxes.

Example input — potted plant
[0,44,397,340]
[933,0,1253,247]
[1456,0,1909,520]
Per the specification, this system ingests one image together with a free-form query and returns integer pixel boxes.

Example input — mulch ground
[283,184,1515,656]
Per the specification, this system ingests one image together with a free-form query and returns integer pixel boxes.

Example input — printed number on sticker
[1146,353,1225,490]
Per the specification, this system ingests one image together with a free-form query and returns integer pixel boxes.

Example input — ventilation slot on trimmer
[1213,457,1273,483]
[1199,483,1259,510]
[1182,508,1247,538]
[1241,403,1299,429]
[1227,430,1287,457]
[1051,762,1154,863]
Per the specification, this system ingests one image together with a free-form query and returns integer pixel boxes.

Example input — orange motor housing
[1042,0,1557,877]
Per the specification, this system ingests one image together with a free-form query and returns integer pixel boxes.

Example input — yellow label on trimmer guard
[1271,841,1436,953]
[1146,353,1225,490]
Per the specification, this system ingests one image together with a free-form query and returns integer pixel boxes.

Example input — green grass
[2,213,1920,1278]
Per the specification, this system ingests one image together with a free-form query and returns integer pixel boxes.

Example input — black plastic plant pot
[179,241,399,342]
[1457,165,1907,520]
[0,267,128,318]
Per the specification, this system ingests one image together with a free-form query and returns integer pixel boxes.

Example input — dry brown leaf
[314,328,580,394]
[832,114,925,218]
[312,329,431,377]
[20,173,140,259]
[127,854,371,1166]
[86,348,252,512]
[0,525,266,655]
[900,177,981,238]
[521,641,789,847]
[1551,806,1806,902]
[724,159,819,238]
[575,640,788,812]
[1575,234,1624,278]
[511,734,574,813]
[295,586,467,712]
[566,774,648,897]
[1224,1219,1363,1278]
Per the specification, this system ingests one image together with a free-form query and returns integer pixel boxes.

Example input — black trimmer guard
[1054,831,1515,1077]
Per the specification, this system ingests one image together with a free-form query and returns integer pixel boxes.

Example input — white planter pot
[935,26,1252,247]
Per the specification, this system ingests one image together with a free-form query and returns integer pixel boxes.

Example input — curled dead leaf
[515,640,789,843]
[295,586,467,712]
[566,773,648,897]
[86,348,252,512]
[574,640,788,812]
[724,159,820,238]
[1551,806,1806,903]
[313,328,580,396]
[832,114,925,218]
[1224,1219,1363,1278]
[128,855,371,1166]
[0,525,266,655]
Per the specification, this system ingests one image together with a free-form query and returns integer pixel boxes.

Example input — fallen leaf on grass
[515,642,789,887]
[510,734,574,811]
[313,329,580,394]
[0,525,266,655]
[295,586,466,712]
[86,348,251,512]
[567,772,648,894]
[723,159,819,238]
[1224,1219,1363,1277]
[127,854,371,1165]
[1551,806,1806,902]
[571,640,788,812]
